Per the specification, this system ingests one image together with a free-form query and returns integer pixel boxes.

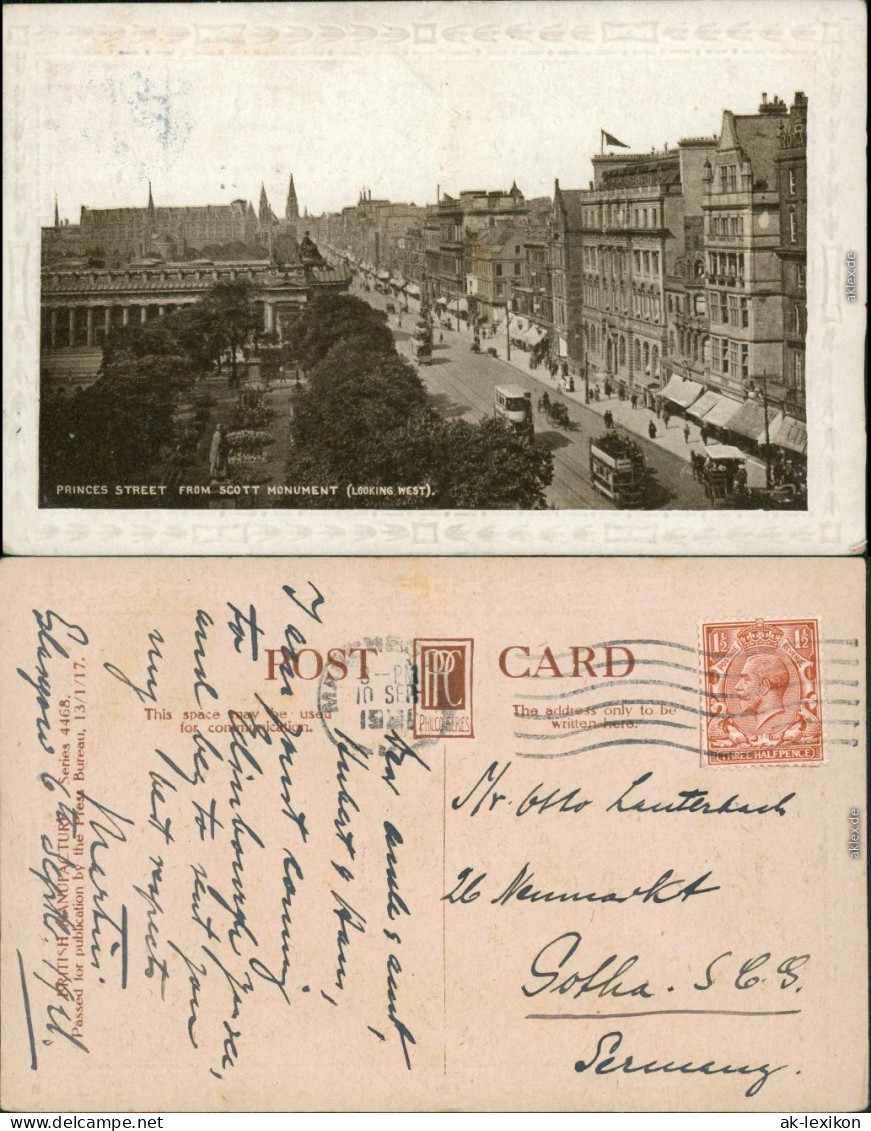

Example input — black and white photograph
[36,18,813,513]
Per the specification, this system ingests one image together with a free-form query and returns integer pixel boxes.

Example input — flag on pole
[601,129,630,150]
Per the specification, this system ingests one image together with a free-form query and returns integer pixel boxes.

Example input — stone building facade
[576,148,687,395]
[46,178,305,267]
[774,92,808,417]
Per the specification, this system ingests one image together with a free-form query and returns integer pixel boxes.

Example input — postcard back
[0,556,866,1111]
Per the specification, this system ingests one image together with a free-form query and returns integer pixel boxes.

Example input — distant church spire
[285,174,300,222]
[54,193,60,227]
[259,181,271,223]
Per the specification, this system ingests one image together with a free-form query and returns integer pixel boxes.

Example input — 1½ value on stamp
[702,617,823,766]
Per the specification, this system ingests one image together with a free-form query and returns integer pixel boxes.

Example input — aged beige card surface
[0,556,866,1111]
[2,0,867,556]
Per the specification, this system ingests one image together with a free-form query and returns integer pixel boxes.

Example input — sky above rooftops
[43,40,810,225]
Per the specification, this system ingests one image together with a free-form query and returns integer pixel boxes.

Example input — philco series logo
[413,638,474,738]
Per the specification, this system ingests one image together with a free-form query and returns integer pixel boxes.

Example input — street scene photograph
[38,40,809,511]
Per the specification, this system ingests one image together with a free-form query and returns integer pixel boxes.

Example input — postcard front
[0,556,866,1111]
[2,0,867,555]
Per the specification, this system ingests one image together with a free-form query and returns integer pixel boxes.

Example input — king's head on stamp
[735,652,791,736]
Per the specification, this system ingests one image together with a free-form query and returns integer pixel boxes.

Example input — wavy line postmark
[509,630,856,766]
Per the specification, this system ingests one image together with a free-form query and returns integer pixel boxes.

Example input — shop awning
[701,394,743,429]
[704,443,746,462]
[726,399,769,440]
[377,270,390,281]
[761,413,807,454]
[457,297,469,313]
[434,295,448,306]
[686,390,720,419]
[406,283,421,298]
[661,375,703,408]
[558,336,568,358]
[524,325,547,346]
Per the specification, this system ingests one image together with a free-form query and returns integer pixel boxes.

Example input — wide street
[352,281,709,510]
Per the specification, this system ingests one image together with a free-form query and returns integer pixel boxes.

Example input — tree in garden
[282,330,553,510]
[40,347,199,492]
[432,416,554,508]
[163,304,225,373]
[281,293,393,371]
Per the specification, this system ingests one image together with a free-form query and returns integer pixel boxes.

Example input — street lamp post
[504,299,511,361]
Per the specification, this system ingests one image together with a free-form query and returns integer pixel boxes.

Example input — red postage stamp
[413,638,474,739]
[702,618,823,765]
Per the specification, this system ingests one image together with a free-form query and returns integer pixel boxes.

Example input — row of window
[583,323,662,370]
[583,280,662,324]
[668,292,707,317]
[584,204,662,230]
[711,336,750,380]
[669,328,710,364]
[711,292,750,328]
[579,323,804,394]
[717,164,743,193]
[707,251,746,281]
[707,214,745,237]
[581,247,661,276]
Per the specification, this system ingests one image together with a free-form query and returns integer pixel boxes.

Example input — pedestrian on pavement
[595,386,601,401]
[648,420,657,440]
[663,408,671,428]
[439,331,443,343]
[604,410,613,429]
[684,423,690,444]
[631,392,638,410]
